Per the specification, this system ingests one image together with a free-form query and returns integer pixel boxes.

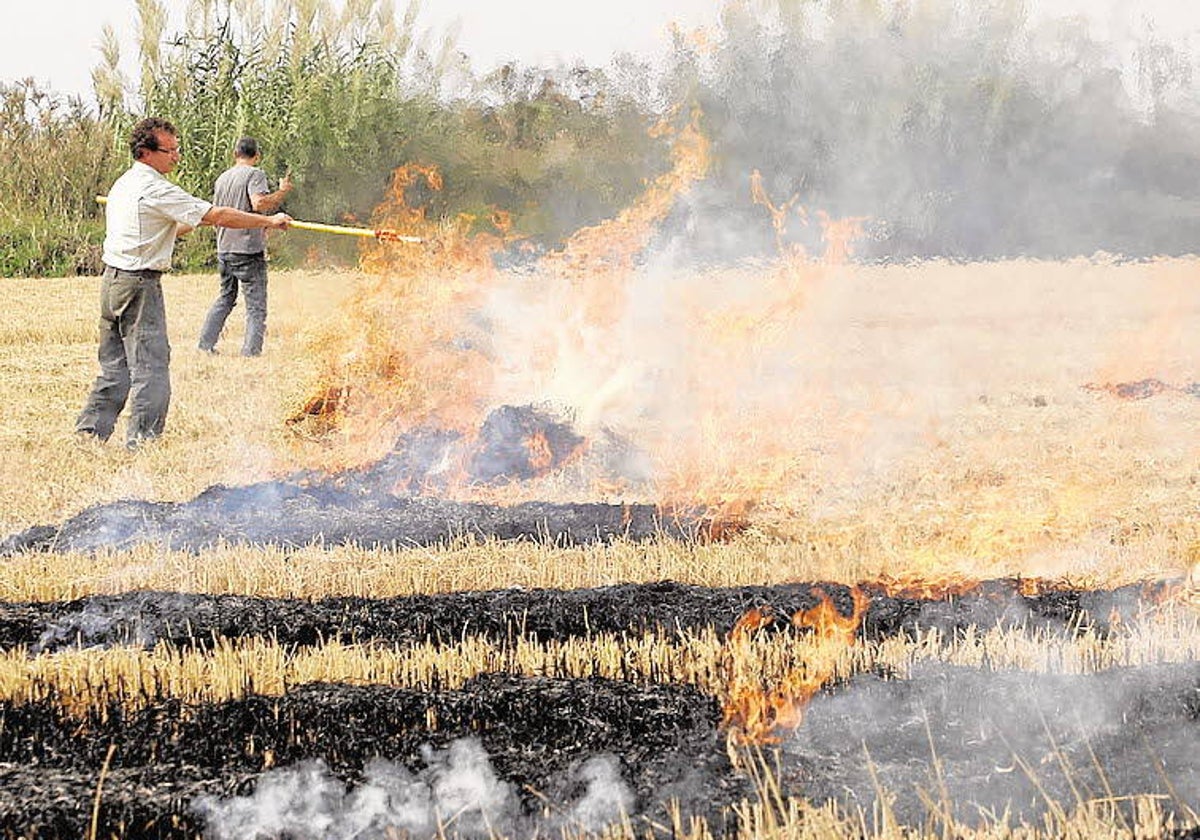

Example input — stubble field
[0,260,1198,839]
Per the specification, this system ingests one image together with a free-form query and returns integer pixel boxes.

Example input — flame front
[722,587,869,745]
[280,98,884,522]
[270,93,1192,593]
[286,163,505,468]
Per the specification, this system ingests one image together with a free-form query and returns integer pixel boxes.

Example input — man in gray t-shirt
[198,137,293,356]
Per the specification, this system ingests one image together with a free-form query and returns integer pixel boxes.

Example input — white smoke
[562,755,635,833]
[785,663,1200,829]
[193,738,633,839]
[32,592,200,652]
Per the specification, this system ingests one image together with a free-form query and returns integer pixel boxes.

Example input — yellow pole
[95,197,422,243]
[290,220,423,243]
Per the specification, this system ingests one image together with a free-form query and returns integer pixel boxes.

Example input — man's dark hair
[235,137,260,159]
[130,117,178,160]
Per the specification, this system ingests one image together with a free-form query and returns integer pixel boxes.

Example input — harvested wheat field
[2,153,1200,839]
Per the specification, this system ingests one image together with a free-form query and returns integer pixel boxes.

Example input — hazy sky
[2,0,1199,102]
[0,0,717,101]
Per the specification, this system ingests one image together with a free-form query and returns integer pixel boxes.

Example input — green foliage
[139,3,423,248]
[135,0,665,264]
[7,0,1200,273]
[0,216,104,278]
[0,80,119,276]
[0,0,669,277]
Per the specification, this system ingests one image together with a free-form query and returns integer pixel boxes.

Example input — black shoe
[198,345,219,355]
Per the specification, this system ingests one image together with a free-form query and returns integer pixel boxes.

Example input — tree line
[3,0,1199,277]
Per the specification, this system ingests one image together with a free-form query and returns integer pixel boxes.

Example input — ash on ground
[784,662,1200,830]
[0,579,1168,653]
[2,405,707,555]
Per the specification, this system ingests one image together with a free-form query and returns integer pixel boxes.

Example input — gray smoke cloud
[647,0,1200,261]
[32,591,204,653]
[192,738,633,839]
[785,662,1200,829]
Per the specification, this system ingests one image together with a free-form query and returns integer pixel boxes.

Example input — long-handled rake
[96,197,423,243]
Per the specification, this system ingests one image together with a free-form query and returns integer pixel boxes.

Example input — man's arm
[250,173,293,214]
[202,206,291,230]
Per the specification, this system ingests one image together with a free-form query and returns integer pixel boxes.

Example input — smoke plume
[192,738,633,839]
[651,0,1200,261]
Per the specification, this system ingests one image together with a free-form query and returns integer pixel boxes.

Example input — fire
[286,162,506,468]
[644,171,867,521]
[750,168,803,258]
[729,605,779,640]
[867,570,982,600]
[792,586,869,639]
[722,587,869,745]
[286,109,715,486]
[522,430,554,472]
[1142,553,1200,608]
[286,385,349,440]
[537,105,711,329]
[283,99,873,523]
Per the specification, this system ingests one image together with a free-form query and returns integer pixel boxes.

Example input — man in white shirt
[76,117,293,450]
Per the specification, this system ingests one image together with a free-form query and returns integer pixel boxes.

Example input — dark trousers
[198,252,268,356]
[75,265,171,446]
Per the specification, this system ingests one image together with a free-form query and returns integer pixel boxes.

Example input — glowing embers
[867,571,983,600]
[722,587,869,745]
[469,405,584,483]
[287,384,350,440]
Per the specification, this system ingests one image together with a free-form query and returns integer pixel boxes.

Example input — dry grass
[0,268,354,530]
[3,605,1195,717]
[1,260,1199,839]
[1,260,1198,590]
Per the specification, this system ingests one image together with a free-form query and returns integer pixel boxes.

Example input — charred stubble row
[2,666,1199,838]
[0,676,740,839]
[0,578,1197,837]
[0,578,1179,653]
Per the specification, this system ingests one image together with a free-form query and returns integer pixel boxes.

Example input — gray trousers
[75,265,172,446]
[198,252,268,356]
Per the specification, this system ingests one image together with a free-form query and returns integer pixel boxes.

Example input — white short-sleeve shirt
[102,161,213,271]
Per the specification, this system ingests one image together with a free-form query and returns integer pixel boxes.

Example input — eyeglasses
[155,144,182,155]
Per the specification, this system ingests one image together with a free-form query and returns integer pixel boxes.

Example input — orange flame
[288,108,714,487]
[653,174,868,521]
[729,605,778,641]
[868,572,983,600]
[539,105,711,328]
[791,586,868,639]
[523,430,555,473]
[285,102,876,526]
[750,168,804,259]
[287,163,507,468]
[722,587,869,745]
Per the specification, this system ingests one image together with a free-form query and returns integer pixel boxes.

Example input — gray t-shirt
[212,164,270,254]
